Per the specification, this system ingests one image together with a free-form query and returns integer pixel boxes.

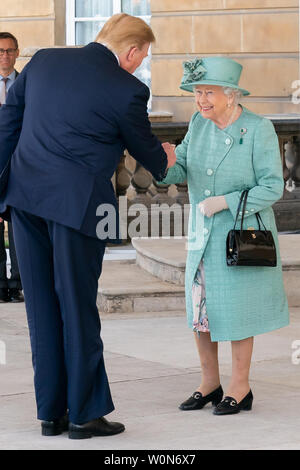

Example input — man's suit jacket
[0,43,167,240]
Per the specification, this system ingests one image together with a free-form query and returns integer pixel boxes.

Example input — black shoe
[68,416,125,440]
[41,414,69,436]
[0,288,10,303]
[179,385,223,411]
[8,289,24,303]
[213,390,253,415]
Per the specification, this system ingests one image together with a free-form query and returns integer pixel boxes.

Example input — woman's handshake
[162,142,177,168]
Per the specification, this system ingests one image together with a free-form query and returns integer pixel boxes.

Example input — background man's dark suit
[0,42,167,424]
[0,69,23,302]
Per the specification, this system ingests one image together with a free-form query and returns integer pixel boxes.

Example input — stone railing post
[130,162,153,207]
[115,153,131,197]
[175,183,189,206]
[284,137,300,196]
[272,118,300,231]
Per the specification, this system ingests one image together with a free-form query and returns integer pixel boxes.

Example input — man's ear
[127,46,138,62]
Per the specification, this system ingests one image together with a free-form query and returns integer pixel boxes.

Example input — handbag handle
[233,190,268,234]
[233,190,247,231]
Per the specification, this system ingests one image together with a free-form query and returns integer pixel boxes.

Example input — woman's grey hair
[223,87,243,104]
[193,85,243,104]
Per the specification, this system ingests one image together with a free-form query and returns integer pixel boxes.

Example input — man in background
[0,32,23,303]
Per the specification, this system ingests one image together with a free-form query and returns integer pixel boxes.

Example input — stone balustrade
[12,49,300,237]
[116,117,300,239]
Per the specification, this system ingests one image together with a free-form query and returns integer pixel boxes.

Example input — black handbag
[226,190,277,267]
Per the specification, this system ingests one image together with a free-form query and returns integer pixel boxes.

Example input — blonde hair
[95,13,155,55]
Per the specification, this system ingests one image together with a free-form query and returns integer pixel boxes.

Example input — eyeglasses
[0,48,18,56]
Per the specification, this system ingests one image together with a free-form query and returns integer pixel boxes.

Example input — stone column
[284,137,300,198]
[175,183,189,206]
[273,133,300,231]
[130,162,153,208]
[152,179,174,205]
[115,153,131,197]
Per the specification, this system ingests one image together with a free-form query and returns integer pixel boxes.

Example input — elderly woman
[161,57,289,415]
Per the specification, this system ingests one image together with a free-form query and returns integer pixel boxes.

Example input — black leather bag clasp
[226,190,277,267]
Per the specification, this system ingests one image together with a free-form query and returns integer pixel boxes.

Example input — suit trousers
[0,221,22,289]
[10,207,114,424]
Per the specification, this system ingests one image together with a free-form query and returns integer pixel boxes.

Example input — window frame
[65,0,152,106]
[66,0,150,46]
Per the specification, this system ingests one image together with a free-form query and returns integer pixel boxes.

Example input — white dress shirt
[99,43,120,66]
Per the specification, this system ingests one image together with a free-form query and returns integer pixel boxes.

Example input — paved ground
[0,302,299,450]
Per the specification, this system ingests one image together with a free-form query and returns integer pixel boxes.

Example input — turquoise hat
[180,56,250,96]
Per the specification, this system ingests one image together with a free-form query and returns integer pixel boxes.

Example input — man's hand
[198,196,228,218]
[162,142,176,168]
[0,218,3,223]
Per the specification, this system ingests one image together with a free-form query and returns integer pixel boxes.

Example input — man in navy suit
[0,14,175,439]
[0,32,23,304]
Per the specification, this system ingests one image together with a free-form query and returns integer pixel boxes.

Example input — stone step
[98,259,185,313]
[132,235,300,307]
[132,237,186,286]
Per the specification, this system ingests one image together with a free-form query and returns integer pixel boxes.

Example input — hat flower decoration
[181,58,207,88]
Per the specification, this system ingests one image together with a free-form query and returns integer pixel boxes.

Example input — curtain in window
[122,0,150,16]
[74,0,152,93]
[75,0,113,18]
[76,21,106,45]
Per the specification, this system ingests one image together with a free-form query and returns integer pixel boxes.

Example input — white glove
[198,196,228,218]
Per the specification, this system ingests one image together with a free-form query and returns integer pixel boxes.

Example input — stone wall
[0,0,65,72]
[150,0,300,121]
[1,1,298,122]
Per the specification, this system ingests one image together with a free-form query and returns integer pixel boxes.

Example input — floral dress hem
[192,259,210,334]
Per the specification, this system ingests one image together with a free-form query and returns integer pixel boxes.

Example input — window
[66,0,151,89]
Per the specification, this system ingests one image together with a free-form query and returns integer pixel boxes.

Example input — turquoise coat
[161,107,289,341]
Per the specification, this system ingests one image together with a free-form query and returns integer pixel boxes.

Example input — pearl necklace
[223,105,239,129]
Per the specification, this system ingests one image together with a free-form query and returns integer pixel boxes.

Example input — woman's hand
[199,196,228,218]
[162,142,176,168]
